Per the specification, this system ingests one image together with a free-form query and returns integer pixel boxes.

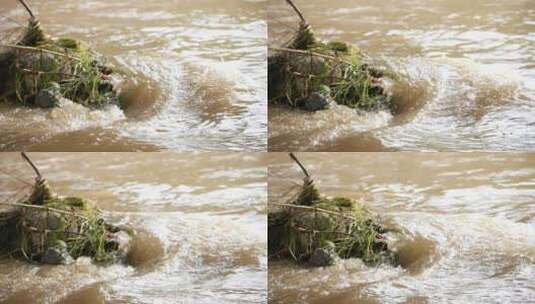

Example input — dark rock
[35,84,61,108]
[23,93,36,105]
[41,242,74,265]
[309,242,337,267]
[98,79,114,93]
[298,92,333,112]
[46,213,62,230]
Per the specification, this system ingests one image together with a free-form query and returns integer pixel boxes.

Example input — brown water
[0,0,267,151]
[268,153,535,303]
[0,152,267,303]
[268,0,535,151]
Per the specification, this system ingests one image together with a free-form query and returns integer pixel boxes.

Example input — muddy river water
[0,152,267,303]
[269,0,535,151]
[0,0,266,151]
[268,153,535,303]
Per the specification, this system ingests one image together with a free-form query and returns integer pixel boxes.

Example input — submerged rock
[309,242,337,267]
[297,92,333,112]
[41,241,74,265]
[35,84,61,108]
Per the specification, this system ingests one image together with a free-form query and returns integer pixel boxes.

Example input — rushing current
[0,152,267,303]
[268,0,535,151]
[268,152,535,303]
[0,0,267,151]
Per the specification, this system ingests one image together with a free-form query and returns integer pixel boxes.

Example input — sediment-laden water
[0,152,267,303]
[0,0,266,151]
[268,0,535,151]
[268,153,535,303]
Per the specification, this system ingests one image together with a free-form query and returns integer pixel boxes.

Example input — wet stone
[35,86,61,108]
[298,92,333,112]
[41,243,74,265]
[309,245,337,267]
[46,213,61,230]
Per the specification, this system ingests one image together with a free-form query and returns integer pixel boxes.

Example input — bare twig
[17,0,35,20]
[289,152,309,178]
[0,202,89,220]
[21,68,80,78]
[269,46,371,64]
[271,202,356,220]
[21,152,41,180]
[286,0,307,26]
[0,44,81,61]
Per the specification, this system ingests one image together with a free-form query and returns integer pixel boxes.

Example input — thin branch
[17,0,35,20]
[0,202,89,220]
[286,0,307,26]
[269,46,362,65]
[0,44,81,61]
[289,152,309,178]
[271,202,356,220]
[21,68,80,78]
[20,152,41,180]
[293,224,354,236]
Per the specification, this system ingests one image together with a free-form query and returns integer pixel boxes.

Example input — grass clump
[268,153,397,266]
[0,6,120,108]
[268,1,394,111]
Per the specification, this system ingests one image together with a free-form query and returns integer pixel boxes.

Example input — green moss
[294,180,320,206]
[27,179,53,205]
[326,41,350,53]
[289,24,316,50]
[56,38,79,50]
[19,20,46,47]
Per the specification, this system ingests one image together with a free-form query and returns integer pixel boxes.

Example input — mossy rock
[56,37,80,50]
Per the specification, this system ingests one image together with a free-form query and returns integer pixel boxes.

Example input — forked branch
[286,0,308,26]
[17,0,35,20]
[289,152,309,178]
[21,152,42,181]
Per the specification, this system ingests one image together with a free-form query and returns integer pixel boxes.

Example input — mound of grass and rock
[268,153,398,267]
[0,0,123,108]
[268,0,394,112]
[0,152,133,265]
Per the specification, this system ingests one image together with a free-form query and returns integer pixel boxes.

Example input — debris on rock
[0,152,134,265]
[268,0,394,112]
[0,0,124,108]
[268,153,398,267]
